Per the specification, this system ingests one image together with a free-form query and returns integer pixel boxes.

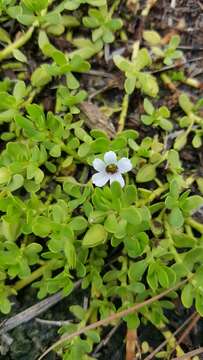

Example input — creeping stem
[117,94,129,133]
[13,260,60,292]
[0,26,35,61]
[187,217,203,234]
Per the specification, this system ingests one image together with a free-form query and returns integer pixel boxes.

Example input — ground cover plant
[0,0,203,359]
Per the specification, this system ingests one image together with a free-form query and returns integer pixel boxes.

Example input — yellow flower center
[106,164,118,174]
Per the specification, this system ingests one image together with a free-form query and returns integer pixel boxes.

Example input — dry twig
[168,313,201,359]
[92,323,121,356]
[171,347,203,360]
[37,278,189,360]
[144,311,197,360]
[0,280,81,335]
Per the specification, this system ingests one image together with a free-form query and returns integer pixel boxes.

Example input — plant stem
[13,261,53,292]
[187,217,203,233]
[21,88,39,108]
[0,26,35,61]
[61,144,87,164]
[109,0,121,17]
[141,0,157,17]
[165,220,197,288]
[137,183,168,207]
[117,94,129,133]
[172,347,203,360]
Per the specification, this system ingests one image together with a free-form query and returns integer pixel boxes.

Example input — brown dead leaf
[79,101,116,138]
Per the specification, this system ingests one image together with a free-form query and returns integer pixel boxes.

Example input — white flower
[92,151,132,188]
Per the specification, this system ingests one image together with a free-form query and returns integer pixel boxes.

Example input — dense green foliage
[0,0,203,359]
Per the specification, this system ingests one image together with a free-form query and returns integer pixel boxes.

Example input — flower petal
[104,151,117,165]
[92,158,105,172]
[92,172,109,187]
[117,158,132,173]
[109,173,125,188]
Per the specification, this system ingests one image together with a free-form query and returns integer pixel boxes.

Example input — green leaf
[87,0,106,5]
[78,143,91,157]
[194,265,203,288]
[141,115,153,125]
[124,77,136,94]
[143,30,161,45]
[2,219,20,242]
[159,118,173,132]
[64,242,76,269]
[91,138,110,152]
[120,206,142,225]
[192,134,202,148]
[8,174,24,191]
[183,248,203,270]
[181,195,203,213]
[32,216,52,238]
[133,48,152,70]
[0,92,16,110]
[169,179,181,199]
[111,181,122,199]
[169,207,184,228]
[0,297,11,314]
[104,213,118,233]
[197,177,203,195]
[195,291,203,316]
[64,0,80,10]
[128,260,147,281]
[34,168,44,184]
[83,15,99,28]
[113,55,131,72]
[125,233,148,258]
[173,232,196,248]
[31,66,52,87]
[0,167,11,184]
[70,55,90,72]
[82,224,107,247]
[179,93,193,114]
[0,28,11,44]
[12,49,27,63]
[26,104,45,129]
[136,164,156,182]
[168,150,182,172]
[13,80,26,101]
[42,12,62,26]
[69,305,86,320]
[66,72,80,89]
[174,132,187,151]
[169,35,180,49]
[181,283,194,308]
[50,144,61,157]
[157,266,169,288]
[147,263,158,291]
[15,114,43,140]
[124,312,140,330]
[138,73,159,97]
[123,185,137,206]
[86,330,100,343]
[22,0,49,12]
[103,29,114,44]
[88,210,107,224]
[69,216,87,231]
[143,98,154,115]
